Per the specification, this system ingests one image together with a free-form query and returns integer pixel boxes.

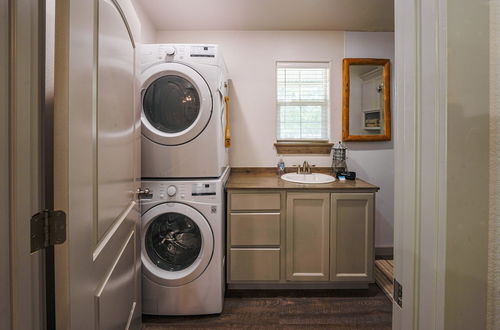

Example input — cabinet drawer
[230,193,281,211]
[230,213,280,246]
[230,248,280,281]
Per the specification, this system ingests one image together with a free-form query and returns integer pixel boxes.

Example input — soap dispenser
[277,158,285,176]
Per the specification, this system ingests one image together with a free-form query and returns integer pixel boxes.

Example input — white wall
[130,0,156,43]
[156,30,394,248]
[157,30,344,167]
[344,32,395,249]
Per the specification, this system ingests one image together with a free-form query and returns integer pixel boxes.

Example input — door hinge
[30,210,67,253]
[393,278,403,307]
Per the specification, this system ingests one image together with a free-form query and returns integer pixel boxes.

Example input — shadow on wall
[445,103,488,330]
[227,79,257,166]
[345,139,394,249]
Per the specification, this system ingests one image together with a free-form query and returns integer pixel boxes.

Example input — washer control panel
[144,181,219,202]
[166,185,177,197]
[192,183,216,196]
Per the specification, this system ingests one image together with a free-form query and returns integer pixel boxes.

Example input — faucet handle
[302,161,312,174]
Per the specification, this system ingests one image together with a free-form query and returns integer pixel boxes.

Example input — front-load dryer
[140,168,229,315]
[140,44,229,179]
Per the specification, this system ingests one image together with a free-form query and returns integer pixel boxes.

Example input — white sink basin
[281,172,336,184]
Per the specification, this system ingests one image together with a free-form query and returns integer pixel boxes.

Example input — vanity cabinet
[286,193,330,281]
[226,170,378,289]
[227,191,284,282]
[330,193,374,282]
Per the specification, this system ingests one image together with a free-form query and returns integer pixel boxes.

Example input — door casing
[0,0,11,328]
[394,0,491,329]
[4,1,46,329]
[393,0,448,329]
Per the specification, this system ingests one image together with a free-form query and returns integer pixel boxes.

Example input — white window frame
[275,61,331,142]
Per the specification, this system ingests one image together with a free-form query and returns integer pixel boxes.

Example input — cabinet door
[330,193,374,282]
[286,193,330,281]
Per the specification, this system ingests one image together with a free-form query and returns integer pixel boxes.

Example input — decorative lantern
[332,141,348,174]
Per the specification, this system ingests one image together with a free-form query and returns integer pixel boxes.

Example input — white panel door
[53,0,141,329]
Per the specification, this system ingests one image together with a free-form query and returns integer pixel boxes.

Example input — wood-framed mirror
[342,58,391,141]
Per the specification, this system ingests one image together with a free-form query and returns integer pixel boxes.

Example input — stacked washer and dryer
[139,44,230,315]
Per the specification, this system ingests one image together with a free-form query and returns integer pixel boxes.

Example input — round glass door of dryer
[141,202,214,287]
[143,76,201,134]
[140,62,212,146]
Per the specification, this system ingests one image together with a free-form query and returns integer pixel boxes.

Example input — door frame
[393,0,448,329]
[395,0,496,329]
[3,0,46,329]
[489,1,500,327]
[0,0,11,328]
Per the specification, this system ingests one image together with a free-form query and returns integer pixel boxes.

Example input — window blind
[276,62,330,141]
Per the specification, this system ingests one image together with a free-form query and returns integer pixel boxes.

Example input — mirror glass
[349,65,384,135]
[342,59,391,141]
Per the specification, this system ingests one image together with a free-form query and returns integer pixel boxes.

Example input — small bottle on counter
[277,158,285,176]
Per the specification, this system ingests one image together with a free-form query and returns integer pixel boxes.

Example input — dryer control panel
[139,43,221,71]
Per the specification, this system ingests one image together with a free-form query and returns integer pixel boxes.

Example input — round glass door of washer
[140,63,212,146]
[141,202,214,287]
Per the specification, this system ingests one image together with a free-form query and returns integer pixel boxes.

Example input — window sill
[274,142,333,155]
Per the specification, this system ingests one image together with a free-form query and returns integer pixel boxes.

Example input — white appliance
[140,168,229,315]
[140,44,229,179]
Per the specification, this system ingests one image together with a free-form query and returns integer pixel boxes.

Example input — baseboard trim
[227,282,370,290]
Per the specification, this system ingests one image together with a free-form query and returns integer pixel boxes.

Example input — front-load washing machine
[140,168,229,315]
[140,44,229,179]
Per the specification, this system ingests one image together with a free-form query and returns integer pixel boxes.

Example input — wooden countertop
[226,168,380,191]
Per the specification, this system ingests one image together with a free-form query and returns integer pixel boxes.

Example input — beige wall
[446,0,489,328]
[155,30,395,248]
[0,0,10,328]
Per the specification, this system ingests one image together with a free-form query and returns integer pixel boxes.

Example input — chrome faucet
[297,161,312,174]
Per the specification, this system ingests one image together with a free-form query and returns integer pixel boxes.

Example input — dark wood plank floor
[142,284,392,329]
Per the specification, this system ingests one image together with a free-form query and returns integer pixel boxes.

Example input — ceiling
[138,0,394,32]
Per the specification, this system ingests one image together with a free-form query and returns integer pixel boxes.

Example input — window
[276,62,330,141]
